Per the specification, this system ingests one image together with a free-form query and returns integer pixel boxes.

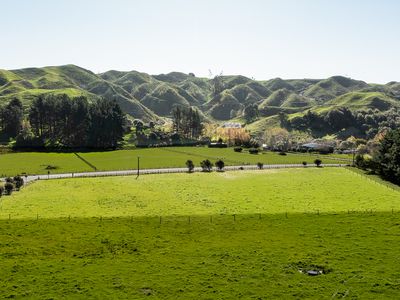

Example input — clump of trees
[289,107,400,139]
[0,176,25,196]
[202,123,251,147]
[1,95,126,149]
[22,95,125,149]
[172,106,202,140]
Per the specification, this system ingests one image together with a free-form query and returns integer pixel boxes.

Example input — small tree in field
[314,159,322,167]
[4,182,14,195]
[302,161,307,167]
[215,159,225,172]
[257,162,264,170]
[0,185,4,197]
[200,159,213,172]
[185,160,195,173]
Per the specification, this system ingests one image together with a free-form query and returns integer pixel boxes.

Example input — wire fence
[20,163,347,182]
[345,167,400,192]
[1,209,399,222]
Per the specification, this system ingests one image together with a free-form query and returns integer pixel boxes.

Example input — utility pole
[136,156,140,179]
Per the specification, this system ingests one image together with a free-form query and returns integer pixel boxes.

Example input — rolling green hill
[1,65,399,136]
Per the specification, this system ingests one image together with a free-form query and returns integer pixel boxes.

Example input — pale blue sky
[1,0,399,83]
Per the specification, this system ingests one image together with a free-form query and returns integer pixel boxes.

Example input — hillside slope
[1,65,399,132]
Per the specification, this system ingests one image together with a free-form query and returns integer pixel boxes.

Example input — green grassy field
[0,147,349,177]
[0,152,92,177]
[1,168,399,299]
[1,168,398,219]
[1,213,400,299]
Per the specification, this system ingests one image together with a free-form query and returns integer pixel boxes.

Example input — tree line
[1,95,125,149]
[286,107,400,139]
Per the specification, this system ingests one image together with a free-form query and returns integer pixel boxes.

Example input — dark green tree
[0,98,23,138]
[87,98,125,149]
[200,159,213,172]
[374,129,400,184]
[4,182,14,195]
[314,159,322,167]
[185,159,195,173]
[215,159,225,171]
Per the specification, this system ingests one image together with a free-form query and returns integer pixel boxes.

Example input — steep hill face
[303,76,369,103]
[1,65,399,130]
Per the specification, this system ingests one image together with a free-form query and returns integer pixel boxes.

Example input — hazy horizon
[2,0,400,84]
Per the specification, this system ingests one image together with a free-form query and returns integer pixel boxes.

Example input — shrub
[249,148,259,155]
[314,159,322,167]
[257,162,264,170]
[234,147,243,153]
[215,160,225,171]
[4,182,14,195]
[0,185,4,197]
[13,176,24,190]
[242,138,260,148]
[5,177,14,183]
[278,152,287,156]
[185,160,195,173]
[302,161,307,167]
[200,159,213,172]
[355,154,366,169]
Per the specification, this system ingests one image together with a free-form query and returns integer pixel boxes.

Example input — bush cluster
[1,176,24,196]
[249,148,259,155]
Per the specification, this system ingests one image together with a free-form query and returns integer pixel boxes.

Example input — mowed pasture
[1,168,399,299]
[0,168,398,219]
[0,147,349,177]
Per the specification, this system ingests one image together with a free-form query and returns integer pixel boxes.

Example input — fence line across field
[23,163,347,182]
[2,209,398,222]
